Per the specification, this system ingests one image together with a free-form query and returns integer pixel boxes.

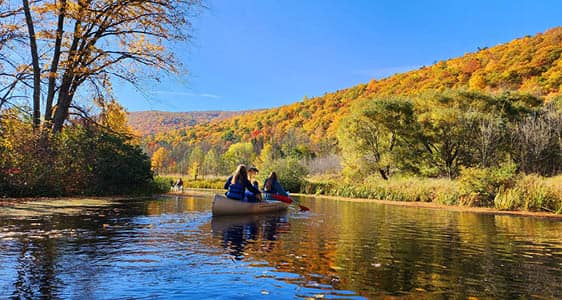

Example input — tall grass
[160,173,561,214]
[305,173,561,214]
[494,174,562,213]
[303,176,461,205]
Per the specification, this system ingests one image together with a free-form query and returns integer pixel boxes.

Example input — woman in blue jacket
[224,165,262,202]
[263,172,288,197]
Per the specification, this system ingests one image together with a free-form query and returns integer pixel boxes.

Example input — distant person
[170,180,175,191]
[176,178,184,192]
[224,165,262,202]
[263,172,288,197]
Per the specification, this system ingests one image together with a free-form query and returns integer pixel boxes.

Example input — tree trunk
[378,168,389,180]
[45,0,66,123]
[52,79,73,133]
[22,0,41,130]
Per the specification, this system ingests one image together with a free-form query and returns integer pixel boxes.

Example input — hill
[128,110,259,135]
[143,26,562,164]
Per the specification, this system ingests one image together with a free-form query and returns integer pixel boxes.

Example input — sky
[116,0,562,112]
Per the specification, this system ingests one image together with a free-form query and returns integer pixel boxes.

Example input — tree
[188,145,204,179]
[151,146,169,175]
[337,98,415,180]
[0,0,203,132]
[202,148,221,177]
[99,100,132,136]
[222,142,255,171]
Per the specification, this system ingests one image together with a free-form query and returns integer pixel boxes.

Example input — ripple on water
[1,195,562,299]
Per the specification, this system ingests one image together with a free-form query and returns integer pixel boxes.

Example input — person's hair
[232,165,247,184]
[264,172,277,191]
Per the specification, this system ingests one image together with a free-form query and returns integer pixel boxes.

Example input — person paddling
[263,172,288,197]
[224,165,262,202]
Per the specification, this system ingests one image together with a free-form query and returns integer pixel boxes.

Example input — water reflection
[211,213,289,260]
[0,194,561,299]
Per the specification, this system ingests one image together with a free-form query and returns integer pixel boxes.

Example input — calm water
[0,194,561,299]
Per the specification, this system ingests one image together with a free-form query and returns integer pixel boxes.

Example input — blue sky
[117,0,562,112]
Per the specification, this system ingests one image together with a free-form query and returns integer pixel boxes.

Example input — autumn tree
[151,146,169,175]
[0,0,202,132]
[188,145,203,179]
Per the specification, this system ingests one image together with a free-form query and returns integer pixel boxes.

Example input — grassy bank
[167,174,562,214]
[304,174,562,214]
[158,175,226,190]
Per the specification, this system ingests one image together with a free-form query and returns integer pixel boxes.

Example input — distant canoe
[212,194,289,216]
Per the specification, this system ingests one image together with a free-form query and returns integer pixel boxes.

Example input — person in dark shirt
[224,165,262,201]
[263,172,288,197]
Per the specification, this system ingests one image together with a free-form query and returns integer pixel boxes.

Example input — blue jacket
[262,178,288,196]
[224,175,261,200]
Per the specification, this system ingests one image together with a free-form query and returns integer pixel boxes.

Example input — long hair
[264,172,277,191]
[232,165,247,184]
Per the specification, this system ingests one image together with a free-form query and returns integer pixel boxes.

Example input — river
[0,193,561,299]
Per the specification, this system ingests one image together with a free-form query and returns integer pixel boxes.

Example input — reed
[495,174,562,213]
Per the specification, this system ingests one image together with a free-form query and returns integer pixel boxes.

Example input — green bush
[0,115,157,197]
[458,164,517,206]
[259,158,308,193]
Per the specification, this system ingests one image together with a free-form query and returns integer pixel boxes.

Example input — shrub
[458,164,517,206]
[0,115,156,197]
[259,158,309,193]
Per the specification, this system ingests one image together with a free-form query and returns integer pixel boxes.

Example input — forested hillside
[128,110,258,135]
[144,27,562,178]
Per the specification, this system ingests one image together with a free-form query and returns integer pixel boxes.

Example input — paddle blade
[270,194,310,212]
[270,194,293,204]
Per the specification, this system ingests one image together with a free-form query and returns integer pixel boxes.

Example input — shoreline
[168,189,562,220]
[3,190,561,220]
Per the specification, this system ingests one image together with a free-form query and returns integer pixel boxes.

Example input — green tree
[202,148,221,177]
[222,142,256,171]
[337,98,416,179]
[260,158,308,193]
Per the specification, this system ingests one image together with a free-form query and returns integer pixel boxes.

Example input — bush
[0,115,157,197]
[458,164,517,206]
[259,158,308,193]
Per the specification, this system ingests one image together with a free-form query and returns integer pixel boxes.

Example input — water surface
[0,194,561,299]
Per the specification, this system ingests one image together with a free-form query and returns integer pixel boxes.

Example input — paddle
[270,194,310,211]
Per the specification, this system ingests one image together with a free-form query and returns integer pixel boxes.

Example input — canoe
[212,194,289,216]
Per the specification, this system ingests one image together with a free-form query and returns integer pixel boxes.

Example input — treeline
[147,89,562,212]
[339,90,562,179]
[127,110,254,136]
[144,26,562,155]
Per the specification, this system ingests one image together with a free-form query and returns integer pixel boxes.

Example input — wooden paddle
[270,194,310,211]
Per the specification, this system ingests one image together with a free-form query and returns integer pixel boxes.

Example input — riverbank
[167,188,562,220]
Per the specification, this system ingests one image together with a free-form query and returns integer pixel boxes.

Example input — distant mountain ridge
[128,110,260,135]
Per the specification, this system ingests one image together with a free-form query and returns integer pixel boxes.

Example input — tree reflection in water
[211,213,289,260]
